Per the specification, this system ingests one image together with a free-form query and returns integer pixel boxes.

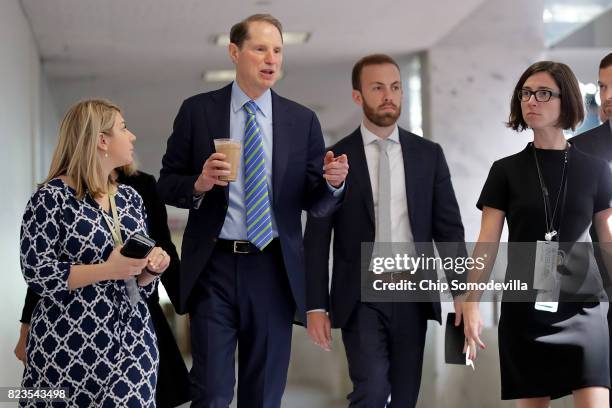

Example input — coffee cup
[214,139,241,182]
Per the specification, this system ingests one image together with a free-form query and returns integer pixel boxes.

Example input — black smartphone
[445,312,466,364]
[120,233,156,259]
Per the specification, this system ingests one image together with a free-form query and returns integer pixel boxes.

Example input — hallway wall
[0,0,59,391]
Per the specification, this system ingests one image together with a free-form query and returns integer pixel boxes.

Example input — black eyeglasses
[518,89,561,102]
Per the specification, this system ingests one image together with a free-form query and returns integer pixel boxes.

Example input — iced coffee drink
[214,139,241,182]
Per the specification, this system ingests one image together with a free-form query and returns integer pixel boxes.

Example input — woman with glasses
[464,61,612,407]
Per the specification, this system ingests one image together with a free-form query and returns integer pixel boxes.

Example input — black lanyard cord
[531,142,570,241]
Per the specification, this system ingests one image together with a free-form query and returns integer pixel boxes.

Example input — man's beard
[363,99,401,127]
[604,102,612,118]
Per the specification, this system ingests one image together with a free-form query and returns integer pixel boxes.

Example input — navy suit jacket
[570,122,612,164]
[570,121,612,287]
[158,84,340,319]
[303,128,465,328]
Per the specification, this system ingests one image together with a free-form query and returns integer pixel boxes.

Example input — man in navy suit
[157,14,348,407]
[569,51,612,406]
[304,54,465,407]
[571,53,612,163]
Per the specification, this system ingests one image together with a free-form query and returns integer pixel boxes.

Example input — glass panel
[400,54,424,137]
[544,0,612,46]
[573,80,604,135]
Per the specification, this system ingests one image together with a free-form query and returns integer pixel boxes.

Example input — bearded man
[303,54,466,408]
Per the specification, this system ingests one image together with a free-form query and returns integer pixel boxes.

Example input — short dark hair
[352,54,401,91]
[229,14,283,49]
[600,53,612,70]
[507,61,584,132]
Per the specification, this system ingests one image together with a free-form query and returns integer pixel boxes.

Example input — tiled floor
[177,384,346,407]
[175,384,583,407]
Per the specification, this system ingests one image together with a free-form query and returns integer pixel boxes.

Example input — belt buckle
[233,240,250,254]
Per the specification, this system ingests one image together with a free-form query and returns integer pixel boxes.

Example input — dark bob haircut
[507,61,584,132]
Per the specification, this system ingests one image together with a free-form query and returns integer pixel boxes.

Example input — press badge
[533,240,559,313]
[534,240,559,289]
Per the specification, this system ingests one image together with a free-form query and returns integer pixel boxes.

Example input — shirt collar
[231,81,272,118]
[360,122,400,146]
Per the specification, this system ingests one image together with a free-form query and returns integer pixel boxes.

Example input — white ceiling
[21,0,489,176]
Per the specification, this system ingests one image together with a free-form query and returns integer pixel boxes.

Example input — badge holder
[530,143,569,314]
[534,238,560,313]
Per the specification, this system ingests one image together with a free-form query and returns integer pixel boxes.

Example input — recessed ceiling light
[213,32,310,46]
[203,69,284,82]
[203,70,237,82]
[584,82,597,95]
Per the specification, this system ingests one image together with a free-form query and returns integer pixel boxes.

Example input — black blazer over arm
[118,172,182,309]
[304,214,334,312]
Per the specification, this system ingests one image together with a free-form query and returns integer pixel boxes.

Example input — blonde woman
[19,99,169,407]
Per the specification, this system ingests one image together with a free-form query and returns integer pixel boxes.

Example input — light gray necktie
[375,138,392,243]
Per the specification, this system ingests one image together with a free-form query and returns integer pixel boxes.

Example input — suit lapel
[345,129,375,228]
[209,84,232,202]
[271,91,292,206]
[399,131,419,237]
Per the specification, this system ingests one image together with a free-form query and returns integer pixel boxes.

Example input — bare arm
[463,206,505,360]
[467,206,506,296]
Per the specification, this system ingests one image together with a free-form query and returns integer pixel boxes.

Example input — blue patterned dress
[19,178,159,407]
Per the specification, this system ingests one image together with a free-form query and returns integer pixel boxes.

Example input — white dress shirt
[307,124,414,314]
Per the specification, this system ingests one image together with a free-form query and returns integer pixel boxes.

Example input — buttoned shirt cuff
[307,309,327,314]
[193,192,205,209]
[326,181,345,197]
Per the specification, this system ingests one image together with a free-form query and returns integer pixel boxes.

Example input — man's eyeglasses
[518,89,561,102]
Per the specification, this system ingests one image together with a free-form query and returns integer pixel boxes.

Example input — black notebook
[445,312,466,365]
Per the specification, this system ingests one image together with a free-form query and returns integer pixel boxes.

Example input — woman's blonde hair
[43,99,135,199]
